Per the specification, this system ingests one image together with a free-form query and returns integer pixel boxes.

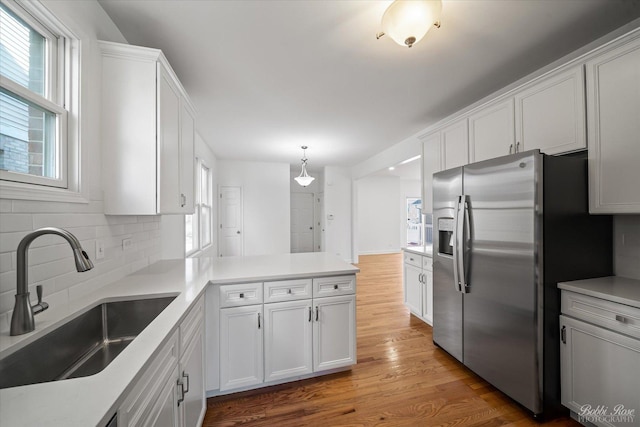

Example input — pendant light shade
[294,146,315,187]
[377,0,442,48]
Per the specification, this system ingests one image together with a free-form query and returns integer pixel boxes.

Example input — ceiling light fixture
[376,0,442,48]
[294,146,315,187]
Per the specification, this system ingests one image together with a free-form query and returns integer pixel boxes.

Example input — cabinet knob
[615,314,628,323]
[239,293,244,298]
[334,284,339,290]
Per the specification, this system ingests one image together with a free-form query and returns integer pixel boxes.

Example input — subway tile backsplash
[0,199,161,332]
[614,215,640,280]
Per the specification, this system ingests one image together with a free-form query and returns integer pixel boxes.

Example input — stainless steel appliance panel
[432,167,463,362]
[462,151,543,413]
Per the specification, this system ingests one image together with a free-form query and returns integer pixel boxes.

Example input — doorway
[406,197,422,247]
[291,193,314,253]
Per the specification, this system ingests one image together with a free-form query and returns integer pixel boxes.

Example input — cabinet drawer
[219,283,263,307]
[180,295,204,351]
[313,275,356,298]
[264,278,312,303]
[403,252,422,268]
[562,291,640,339]
[422,257,433,271]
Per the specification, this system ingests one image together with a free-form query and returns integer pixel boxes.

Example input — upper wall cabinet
[421,132,441,213]
[587,35,640,214]
[100,41,196,215]
[514,65,586,155]
[469,98,515,163]
[441,119,469,170]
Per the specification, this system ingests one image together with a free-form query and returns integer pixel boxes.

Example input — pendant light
[376,0,442,48]
[294,146,315,187]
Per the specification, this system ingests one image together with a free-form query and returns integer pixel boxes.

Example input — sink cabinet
[119,296,205,427]
[100,41,195,215]
[207,275,357,395]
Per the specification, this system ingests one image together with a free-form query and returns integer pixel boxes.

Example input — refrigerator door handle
[460,196,470,293]
[452,195,462,292]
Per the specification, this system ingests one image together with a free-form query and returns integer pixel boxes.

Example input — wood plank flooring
[203,253,580,427]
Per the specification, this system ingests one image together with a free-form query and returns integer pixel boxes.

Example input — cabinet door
[142,365,180,427]
[179,324,205,427]
[403,263,422,317]
[515,65,586,155]
[421,132,441,214]
[587,37,640,213]
[179,100,196,214]
[313,295,356,372]
[157,61,183,214]
[560,316,640,425]
[441,119,469,170]
[264,300,313,382]
[220,305,263,391]
[422,265,433,325]
[469,99,515,162]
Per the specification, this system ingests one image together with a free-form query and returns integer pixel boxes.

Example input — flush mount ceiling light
[376,0,442,48]
[294,146,315,187]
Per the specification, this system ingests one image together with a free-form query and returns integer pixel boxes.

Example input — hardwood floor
[203,253,580,427]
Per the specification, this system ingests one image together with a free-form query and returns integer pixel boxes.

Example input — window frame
[186,158,213,256]
[0,0,82,201]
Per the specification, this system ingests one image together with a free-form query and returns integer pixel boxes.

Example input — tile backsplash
[614,215,640,280]
[0,199,161,332]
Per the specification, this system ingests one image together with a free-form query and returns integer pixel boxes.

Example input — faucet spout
[10,227,94,336]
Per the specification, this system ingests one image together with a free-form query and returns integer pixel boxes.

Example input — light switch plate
[122,238,133,251]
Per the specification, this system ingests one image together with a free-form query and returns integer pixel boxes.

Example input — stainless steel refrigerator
[432,150,612,417]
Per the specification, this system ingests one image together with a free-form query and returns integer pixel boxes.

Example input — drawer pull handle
[315,306,319,321]
[615,315,628,324]
[239,293,244,299]
[410,258,414,261]
[288,289,292,294]
[309,306,312,322]
[334,284,339,290]
[258,313,261,329]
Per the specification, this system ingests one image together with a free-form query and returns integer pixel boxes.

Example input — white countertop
[0,252,358,427]
[558,276,640,309]
[403,245,433,257]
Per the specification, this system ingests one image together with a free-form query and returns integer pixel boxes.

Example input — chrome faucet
[10,227,94,336]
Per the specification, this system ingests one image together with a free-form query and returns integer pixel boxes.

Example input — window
[186,159,212,255]
[0,0,67,188]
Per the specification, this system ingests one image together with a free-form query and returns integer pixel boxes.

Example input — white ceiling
[98,0,640,170]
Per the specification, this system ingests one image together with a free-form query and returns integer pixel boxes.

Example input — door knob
[237,231,241,234]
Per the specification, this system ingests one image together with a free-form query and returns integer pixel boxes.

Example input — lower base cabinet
[211,275,357,395]
[403,251,433,325]
[119,296,205,427]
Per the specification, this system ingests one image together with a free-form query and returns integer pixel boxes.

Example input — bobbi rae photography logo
[579,404,636,424]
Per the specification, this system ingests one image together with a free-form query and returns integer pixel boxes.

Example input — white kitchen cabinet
[264,299,313,382]
[313,294,357,372]
[219,304,264,391]
[178,299,205,427]
[119,331,180,427]
[514,65,586,155]
[468,98,515,162]
[100,41,195,215]
[421,131,441,214]
[586,35,640,213]
[403,251,433,325]
[441,119,469,170]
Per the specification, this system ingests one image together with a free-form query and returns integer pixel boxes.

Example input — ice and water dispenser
[438,217,454,256]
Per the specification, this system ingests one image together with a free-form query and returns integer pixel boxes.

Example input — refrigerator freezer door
[462,151,543,414]
[432,167,464,362]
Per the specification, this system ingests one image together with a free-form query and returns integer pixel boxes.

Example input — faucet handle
[32,285,49,315]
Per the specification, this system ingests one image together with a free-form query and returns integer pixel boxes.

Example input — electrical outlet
[122,238,133,251]
[95,240,105,260]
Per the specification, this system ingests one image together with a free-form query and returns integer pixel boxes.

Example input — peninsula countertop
[0,252,359,427]
[403,245,433,258]
[558,275,640,309]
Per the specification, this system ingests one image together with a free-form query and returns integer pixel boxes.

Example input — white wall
[614,215,640,280]
[324,166,352,262]
[218,161,290,256]
[0,1,166,332]
[400,179,422,248]
[356,176,401,255]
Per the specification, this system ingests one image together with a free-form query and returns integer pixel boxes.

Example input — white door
[468,98,515,162]
[179,100,195,213]
[420,131,441,214]
[141,365,180,427]
[219,305,263,391]
[441,119,469,170]
[313,295,356,372]
[179,326,205,427]
[291,193,314,253]
[264,299,313,382]
[219,186,243,257]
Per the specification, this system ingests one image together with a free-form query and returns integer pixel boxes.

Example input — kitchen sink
[0,296,176,389]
